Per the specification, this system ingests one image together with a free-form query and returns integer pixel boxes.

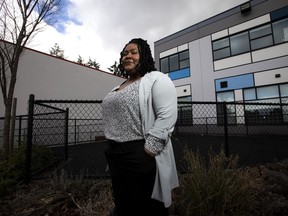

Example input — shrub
[172,147,257,216]
[0,144,56,197]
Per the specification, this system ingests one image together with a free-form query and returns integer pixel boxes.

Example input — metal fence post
[25,94,34,184]
[74,118,77,145]
[64,108,69,160]
[18,115,22,145]
[223,102,229,157]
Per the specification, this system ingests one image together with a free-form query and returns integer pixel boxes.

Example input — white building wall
[254,67,288,86]
[189,39,203,101]
[214,53,252,71]
[0,48,125,117]
[252,43,288,62]
[185,36,217,102]
[198,36,216,101]
[228,14,271,35]
[176,84,191,97]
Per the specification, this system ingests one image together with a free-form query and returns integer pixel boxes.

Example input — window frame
[216,91,237,125]
[177,96,193,126]
[243,83,288,125]
[249,23,274,50]
[160,49,190,74]
[212,16,288,61]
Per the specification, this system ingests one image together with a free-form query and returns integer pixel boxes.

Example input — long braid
[118,38,157,78]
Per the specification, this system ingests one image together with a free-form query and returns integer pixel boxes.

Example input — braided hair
[118,38,157,78]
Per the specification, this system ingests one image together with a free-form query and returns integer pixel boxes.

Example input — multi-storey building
[154,0,288,114]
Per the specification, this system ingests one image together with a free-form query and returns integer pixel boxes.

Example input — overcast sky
[29,0,248,71]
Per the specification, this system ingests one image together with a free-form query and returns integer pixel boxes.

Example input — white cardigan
[139,71,179,207]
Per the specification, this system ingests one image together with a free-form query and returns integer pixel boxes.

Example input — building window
[250,24,273,50]
[272,17,288,44]
[160,50,190,79]
[244,88,256,101]
[216,103,237,125]
[216,91,234,102]
[280,83,288,97]
[169,54,179,71]
[230,32,250,55]
[177,96,192,125]
[257,85,279,99]
[216,91,236,125]
[243,83,288,124]
[280,83,288,122]
[243,85,282,103]
[220,81,228,88]
[244,103,282,125]
[160,58,169,73]
[213,38,230,60]
[179,50,190,69]
[212,16,288,61]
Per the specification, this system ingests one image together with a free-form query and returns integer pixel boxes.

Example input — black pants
[105,139,168,216]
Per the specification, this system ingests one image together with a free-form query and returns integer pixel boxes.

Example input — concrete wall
[0,47,125,117]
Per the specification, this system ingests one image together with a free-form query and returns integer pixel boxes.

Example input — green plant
[172,147,257,216]
[0,144,56,197]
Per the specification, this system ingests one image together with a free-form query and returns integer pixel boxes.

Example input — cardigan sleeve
[144,74,178,154]
[145,134,166,154]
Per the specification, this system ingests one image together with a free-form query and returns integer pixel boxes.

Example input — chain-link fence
[24,95,106,182]
[0,115,28,150]
[174,101,288,172]
[5,95,287,182]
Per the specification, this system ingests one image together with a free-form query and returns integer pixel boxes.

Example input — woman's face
[121,43,140,77]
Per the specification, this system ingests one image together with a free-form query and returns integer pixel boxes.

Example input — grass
[171,147,259,216]
[0,144,56,197]
[2,144,287,215]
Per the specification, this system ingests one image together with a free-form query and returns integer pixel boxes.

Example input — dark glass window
[213,38,230,60]
[272,18,288,44]
[180,59,189,69]
[213,47,230,60]
[160,50,190,74]
[220,81,228,88]
[179,50,189,60]
[169,54,179,71]
[243,84,288,124]
[250,24,273,50]
[213,38,229,50]
[160,58,169,73]
[212,17,288,61]
[179,50,190,69]
[177,96,192,125]
[244,103,282,125]
[230,32,250,55]
[216,91,236,125]
[251,35,273,50]
[249,24,272,39]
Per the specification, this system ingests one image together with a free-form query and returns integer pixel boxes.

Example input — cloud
[29,0,247,71]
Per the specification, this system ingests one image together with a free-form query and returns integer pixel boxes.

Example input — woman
[103,38,179,216]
